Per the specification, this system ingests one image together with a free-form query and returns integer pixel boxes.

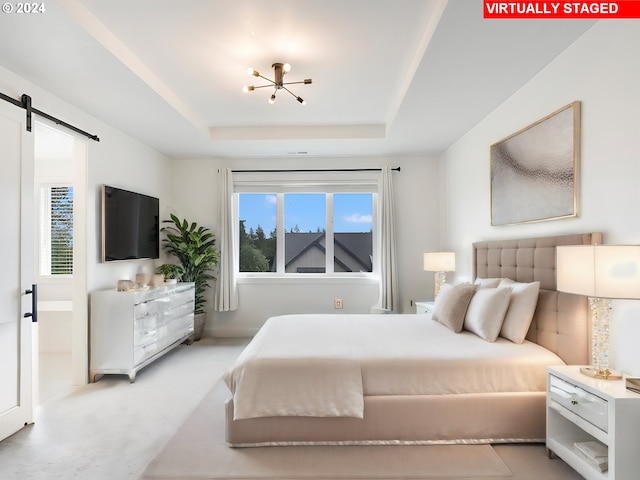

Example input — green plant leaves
[158,215,219,314]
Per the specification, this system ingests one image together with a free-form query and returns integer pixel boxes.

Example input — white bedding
[223,314,564,420]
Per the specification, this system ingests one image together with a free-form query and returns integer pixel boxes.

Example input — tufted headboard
[472,232,603,365]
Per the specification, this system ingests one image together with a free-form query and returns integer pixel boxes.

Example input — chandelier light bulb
[247,67,259,77]
[269,94,276,104]
[242,85,254,93]
[283,63,291,73]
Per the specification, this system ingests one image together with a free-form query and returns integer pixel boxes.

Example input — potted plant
[157,263,182,284]
[157,214,219,341]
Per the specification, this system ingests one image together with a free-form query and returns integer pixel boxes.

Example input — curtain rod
[231,167,400,173]
[0,92,100,142]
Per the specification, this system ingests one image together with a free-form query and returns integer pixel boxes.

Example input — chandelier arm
[251,84,276,90]
[281,86,299,99]
[256,74,275,84]
[281,80,311,86]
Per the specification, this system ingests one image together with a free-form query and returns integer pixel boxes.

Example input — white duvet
[223,314,564,420]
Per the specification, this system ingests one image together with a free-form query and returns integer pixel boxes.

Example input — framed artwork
[490,101,580,226]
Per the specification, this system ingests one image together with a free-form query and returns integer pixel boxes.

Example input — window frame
[234,171,379,281]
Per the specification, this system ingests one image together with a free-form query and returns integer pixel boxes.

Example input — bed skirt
[225,391,546,447]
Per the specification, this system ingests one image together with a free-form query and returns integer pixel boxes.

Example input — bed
[223,232,602,447]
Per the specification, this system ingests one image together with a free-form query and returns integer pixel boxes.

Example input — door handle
[24,284,38,323]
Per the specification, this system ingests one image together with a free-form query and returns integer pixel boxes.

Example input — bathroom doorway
[34,122,88,404]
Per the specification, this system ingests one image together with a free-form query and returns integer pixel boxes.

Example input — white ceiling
[0,0,595,160]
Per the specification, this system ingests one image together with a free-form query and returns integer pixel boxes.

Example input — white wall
[86,133,172,293]
[440,20,640,375]
[170,155,440,337]
[0,65,173,291]
[0,65,173,382]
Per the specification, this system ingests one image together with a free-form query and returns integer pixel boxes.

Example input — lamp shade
[557,245,640,299]
[424,252,456,272]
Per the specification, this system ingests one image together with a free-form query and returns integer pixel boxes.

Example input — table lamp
[424,252,456,299]
[557,244,640,379]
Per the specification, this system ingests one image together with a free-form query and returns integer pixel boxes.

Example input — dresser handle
[571,399,578,405]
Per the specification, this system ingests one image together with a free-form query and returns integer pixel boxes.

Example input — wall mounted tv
[101,185,160,262]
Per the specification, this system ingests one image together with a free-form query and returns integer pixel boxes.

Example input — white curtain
[215,168,239,311]
[377,166,398,312]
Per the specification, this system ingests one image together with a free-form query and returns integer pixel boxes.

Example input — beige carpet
[142,381,514,480]
[141,379,585,480]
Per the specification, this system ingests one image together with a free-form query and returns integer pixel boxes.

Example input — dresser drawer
[549,374,608,432]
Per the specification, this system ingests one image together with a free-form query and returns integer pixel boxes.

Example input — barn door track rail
[0,91,100,142]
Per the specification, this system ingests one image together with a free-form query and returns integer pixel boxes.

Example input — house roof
[282,232,372,272]
[284,232,325,266]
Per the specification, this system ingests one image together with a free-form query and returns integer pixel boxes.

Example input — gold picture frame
[490,101,580,226]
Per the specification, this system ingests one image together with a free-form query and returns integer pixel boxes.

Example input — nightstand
[546,365,640,480]
[415,301,435,314]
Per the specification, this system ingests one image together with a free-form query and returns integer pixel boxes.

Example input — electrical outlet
[334,298,343,309]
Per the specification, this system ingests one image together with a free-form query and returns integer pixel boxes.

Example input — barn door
[0,100,35,441]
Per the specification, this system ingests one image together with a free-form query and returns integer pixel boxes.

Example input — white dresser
[90,283,195,382]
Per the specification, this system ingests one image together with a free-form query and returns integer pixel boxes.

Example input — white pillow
[498,279,541,344]
[463,287,512,341]
[474,277,502,288]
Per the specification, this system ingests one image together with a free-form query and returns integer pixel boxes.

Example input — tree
[239,244,269,272]
[239,221,275,271]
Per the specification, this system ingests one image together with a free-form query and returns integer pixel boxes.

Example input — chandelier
[243,62,312,105]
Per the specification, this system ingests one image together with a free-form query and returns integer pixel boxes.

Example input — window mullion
[325,193,334,274]
[276,193,285,273]
[372,192,380,275]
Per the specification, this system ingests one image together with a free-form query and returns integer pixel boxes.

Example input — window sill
[237,274,379,285]
[37,276,74,285]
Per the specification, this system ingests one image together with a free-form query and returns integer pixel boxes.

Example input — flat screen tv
[101,185,160,262]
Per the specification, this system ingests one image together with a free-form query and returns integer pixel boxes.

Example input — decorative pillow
[474,277,502,288]
[498,279,541,344]
[432,283,478,333]
[463,287,512,342]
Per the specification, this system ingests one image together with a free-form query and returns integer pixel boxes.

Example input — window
[283,193,327,273]
[39,185,73,276]
[235,172,377,276]
[238,193,277,272]
[333,193,372,273]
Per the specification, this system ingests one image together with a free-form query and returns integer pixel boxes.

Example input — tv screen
[101,185,159,262]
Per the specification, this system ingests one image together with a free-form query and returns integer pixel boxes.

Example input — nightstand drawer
[549,374,608,433]
[415,301,435,314]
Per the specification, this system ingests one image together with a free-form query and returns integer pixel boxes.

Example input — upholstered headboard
[472,232,603,365]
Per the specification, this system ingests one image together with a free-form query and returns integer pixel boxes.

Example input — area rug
[141,380,512,480]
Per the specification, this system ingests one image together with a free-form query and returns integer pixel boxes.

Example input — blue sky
[239,193,372,234]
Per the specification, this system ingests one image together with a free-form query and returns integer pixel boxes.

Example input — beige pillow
[432,283,478,333]
[463,287,512,342]
[498,279,541,344]
[474,277,502,288]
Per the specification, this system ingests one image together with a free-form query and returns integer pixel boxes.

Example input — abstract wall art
[490,101,580,226]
